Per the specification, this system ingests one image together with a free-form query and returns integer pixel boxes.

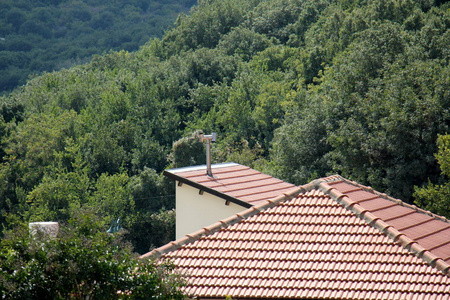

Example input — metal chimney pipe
[206,138,212,176]
[200,132,216,177]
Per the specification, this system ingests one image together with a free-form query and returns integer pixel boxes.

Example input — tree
[162,0,259,54]
[245,0,304,43]
[0,0,198,94]
[325,58,449,201]
[414,135,450,219]
[5,8,26,32]
[0,111,81,225]
[89,171,134,226]
[0,211,185,299]
[0,0,449,255]
[218,27,273,61]
[269,95,332,184]
[169,131,205,168]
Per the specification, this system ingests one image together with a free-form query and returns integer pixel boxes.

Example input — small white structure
[170,165,247,238]
[164,162,296,239]
[29,222,59,239]
[165,130,296,239]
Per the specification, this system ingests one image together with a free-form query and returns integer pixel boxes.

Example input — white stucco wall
[176,181,246,239]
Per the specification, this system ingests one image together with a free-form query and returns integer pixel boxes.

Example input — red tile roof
[323,177,450,267]
[164,163,297,207]
[142,175,450,299]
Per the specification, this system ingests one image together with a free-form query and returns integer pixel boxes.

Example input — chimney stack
[200,132,216,177]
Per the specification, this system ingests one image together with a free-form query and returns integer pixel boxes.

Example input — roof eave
[163,170,253,209]
[140,181,315,260]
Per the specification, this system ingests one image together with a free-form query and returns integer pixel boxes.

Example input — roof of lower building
[142,175,450,299]
[164,162,297,208]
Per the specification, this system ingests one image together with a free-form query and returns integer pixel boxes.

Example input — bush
[0,212,185,300]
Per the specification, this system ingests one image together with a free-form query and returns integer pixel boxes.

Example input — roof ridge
[323,175,450,224]
[140,182,316,260]
[315,178,450,277]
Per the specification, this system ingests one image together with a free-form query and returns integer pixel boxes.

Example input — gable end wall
[176,181,246,239]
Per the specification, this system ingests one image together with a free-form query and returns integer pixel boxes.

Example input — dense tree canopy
[0,0,449,254]
[0,0,196,94]
[414,134,450,219]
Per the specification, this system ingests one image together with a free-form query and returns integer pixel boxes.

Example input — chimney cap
[200,132,216,142]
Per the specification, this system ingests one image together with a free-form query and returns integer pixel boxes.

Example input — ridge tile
[143,173,450,299]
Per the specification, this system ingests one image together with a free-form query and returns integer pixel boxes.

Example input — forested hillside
[1,0,449,254]
[0,0,196,93]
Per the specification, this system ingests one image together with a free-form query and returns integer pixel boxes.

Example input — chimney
[200,132,216,177]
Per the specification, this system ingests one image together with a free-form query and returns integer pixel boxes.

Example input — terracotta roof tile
[326,177,450,267]
[164,163,297,207]
[142,175,450,299]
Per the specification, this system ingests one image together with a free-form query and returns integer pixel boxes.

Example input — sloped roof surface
[164,163,296,207]
[143,176,450,299]
[325,177,450,267]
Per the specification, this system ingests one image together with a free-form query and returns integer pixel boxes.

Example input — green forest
[0,0,196,93]
[0,0,449,260]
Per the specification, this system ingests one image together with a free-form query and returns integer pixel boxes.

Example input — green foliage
[0,111,80,219]
[0,0,449,256]
[0,0,197,94]
[162,0,261,55]
[26,162,91,222]
[218,27,274,61]
[129,167,174,212]
[89,172,134,223]
[0,97,24,124]
[325,58,449,200]
[268,3,450,201]
[414,135,450,219]
[269,97,332,184]
[169,131,205,168]
[0,212,185,299]
[81,126,130,176]
[126,208,176,254]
